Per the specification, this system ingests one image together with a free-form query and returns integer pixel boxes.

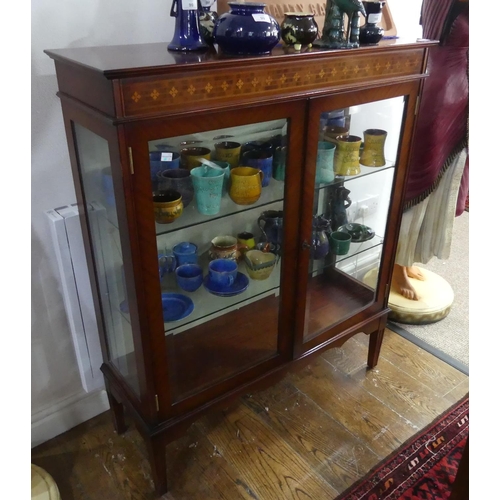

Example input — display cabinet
[45,38,437,495]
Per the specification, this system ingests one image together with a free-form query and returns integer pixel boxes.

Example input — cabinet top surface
[45,38,437,79]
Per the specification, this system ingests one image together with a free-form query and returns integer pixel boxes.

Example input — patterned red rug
[337,395,469,499]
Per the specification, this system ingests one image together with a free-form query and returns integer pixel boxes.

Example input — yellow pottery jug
[229,167,264,205]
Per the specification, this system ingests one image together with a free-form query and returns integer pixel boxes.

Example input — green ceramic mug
[328,231,352,255]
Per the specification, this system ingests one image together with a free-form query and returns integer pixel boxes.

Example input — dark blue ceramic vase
[168,0,209,52]
[258,210,283,246]
[242,150,273,187]
[213,2,280,56]
[312,215,331,260]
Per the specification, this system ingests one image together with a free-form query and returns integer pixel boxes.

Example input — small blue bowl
[175,264,203,292]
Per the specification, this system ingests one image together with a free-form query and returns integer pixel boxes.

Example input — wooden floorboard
[32,329,469,499]
[288,356,419,458]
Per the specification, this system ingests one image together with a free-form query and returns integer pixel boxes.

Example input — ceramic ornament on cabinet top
[280,12,319,50]
[168,0,209,51]
[213,2,281,56]
[314,0,366,49]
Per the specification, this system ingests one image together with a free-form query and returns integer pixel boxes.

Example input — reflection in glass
[73,123,140,395]
[304,97,404,342]
[150,119,289,401]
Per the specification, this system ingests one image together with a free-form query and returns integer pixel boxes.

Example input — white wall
[31,0,177,447]
[30,0,422,446]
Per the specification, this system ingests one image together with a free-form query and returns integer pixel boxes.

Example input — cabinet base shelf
[305,267,376,341]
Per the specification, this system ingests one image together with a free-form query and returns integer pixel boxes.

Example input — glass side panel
[149,119,287,401]
[73,123,140,395]
[304,97,404,342]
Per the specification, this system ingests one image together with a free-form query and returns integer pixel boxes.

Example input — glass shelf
[310,235,383,276]
[155,178,285,236]
[160,252,282,336]
[314,162,395,191]
[335,235,383,265]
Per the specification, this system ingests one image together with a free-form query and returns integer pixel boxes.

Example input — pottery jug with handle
[229,167,264,205]
[257,210,284,246]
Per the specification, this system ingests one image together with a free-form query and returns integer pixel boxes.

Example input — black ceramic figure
[359,1,385,45]
[315,0,366,49]
[280,12,319,50]
[168,0,209,51]
[329,185,352,231]
[213,2,280,56]
[199,0,219,45]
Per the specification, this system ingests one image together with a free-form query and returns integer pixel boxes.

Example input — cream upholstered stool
[31,464,61,500]
[363,266,454,325]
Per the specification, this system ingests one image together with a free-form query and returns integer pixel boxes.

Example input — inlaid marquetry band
[121,49,424,117]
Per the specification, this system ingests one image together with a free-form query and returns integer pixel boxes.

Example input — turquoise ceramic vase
[315,141,336,184]
[190,166,225,215]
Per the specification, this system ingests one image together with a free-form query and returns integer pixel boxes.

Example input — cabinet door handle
[128,147,134,174]
[302,240,311,250]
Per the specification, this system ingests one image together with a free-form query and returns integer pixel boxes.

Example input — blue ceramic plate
[161,293,194,322]
[203,272,249,297]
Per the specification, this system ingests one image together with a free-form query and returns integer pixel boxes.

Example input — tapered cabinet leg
[105,382,127,435]
[145,435,168,496]
[367,322,385,368]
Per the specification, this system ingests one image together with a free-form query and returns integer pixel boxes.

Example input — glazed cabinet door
[295,82,420,355]
[60,104,156,417]
[125,101,306,417]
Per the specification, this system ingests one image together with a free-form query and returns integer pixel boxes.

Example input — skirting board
[31,390,110,448]
[387,321,469,376]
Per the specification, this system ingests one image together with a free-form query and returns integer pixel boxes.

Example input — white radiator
[45,204,104,393]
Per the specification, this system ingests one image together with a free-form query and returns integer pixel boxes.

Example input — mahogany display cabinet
[45,38,437,495]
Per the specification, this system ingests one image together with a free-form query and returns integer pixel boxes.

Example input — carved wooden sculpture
[316,0,367,48]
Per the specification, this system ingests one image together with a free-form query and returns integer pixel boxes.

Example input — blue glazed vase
[168,0,209,52]
[257,210,283,246]
[213,2,280,56]
[242,150,273,187]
